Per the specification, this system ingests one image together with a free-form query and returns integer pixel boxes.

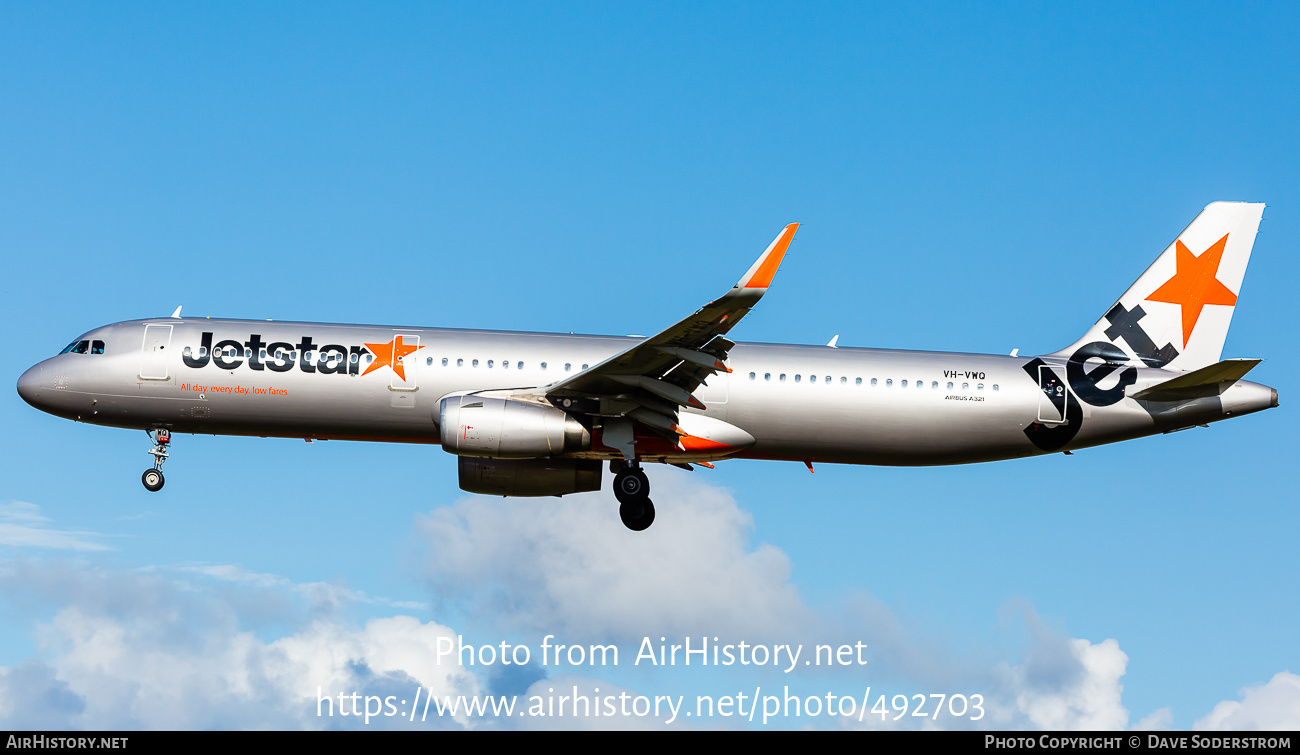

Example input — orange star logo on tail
[362,335,424,381]
[1145,234,1238,348]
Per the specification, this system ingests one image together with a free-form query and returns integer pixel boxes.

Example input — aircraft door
[695,373,729,405]
[1036,364,1069,424]
[390,334,419,391]
[139,324,173,380]
[695,371,729,420]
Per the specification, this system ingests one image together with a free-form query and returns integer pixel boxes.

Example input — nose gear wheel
[142,428,170,492]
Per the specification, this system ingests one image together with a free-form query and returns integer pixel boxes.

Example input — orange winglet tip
[741,222,800,289]
[699,461,715,469]
[804,460,815,473]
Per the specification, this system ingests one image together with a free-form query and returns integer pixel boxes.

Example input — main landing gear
[142,428,170,492]
[612,462,654,532]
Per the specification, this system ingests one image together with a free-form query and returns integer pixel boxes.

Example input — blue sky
[1,2,1297,729]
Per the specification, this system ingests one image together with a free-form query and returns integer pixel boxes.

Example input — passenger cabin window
[855,378,862,385]
[870,378,877,386]
[457,359,464,367]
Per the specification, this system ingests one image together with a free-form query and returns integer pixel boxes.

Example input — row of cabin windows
[427,358,589,371]
[59,340,106,355]
[182,347,594,372]
[746,371,998,392]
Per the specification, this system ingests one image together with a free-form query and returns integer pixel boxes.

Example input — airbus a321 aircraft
[17,202,1278,530]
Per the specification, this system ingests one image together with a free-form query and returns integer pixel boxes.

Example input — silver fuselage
[16,317,1278,466]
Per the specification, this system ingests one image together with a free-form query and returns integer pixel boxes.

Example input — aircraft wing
[543,223,798,431]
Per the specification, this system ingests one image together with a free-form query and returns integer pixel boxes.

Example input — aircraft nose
[16,364,43,408]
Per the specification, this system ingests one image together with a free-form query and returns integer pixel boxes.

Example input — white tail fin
[1054,201,1264,372]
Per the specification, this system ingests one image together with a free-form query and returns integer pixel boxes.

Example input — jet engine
[458,457,603,497]
[439,395,590,458]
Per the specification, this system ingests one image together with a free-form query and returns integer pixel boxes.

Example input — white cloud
[995,636,1129,730]
[1195,672,1300,731]
[419,476,1145,731]
[0,562,475,729]
[179,563,429,611]
[987,610,1129,730]
[836,607,1131,731]
[1133,707,1173,731]
[417,471,812,644]
[5,476,1278,732]
[0,501,109,552]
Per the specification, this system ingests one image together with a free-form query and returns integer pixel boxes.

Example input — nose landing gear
[142,428,170,492]
[612,462,655,531]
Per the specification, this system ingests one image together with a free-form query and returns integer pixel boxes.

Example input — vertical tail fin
[1053,201,1264,372]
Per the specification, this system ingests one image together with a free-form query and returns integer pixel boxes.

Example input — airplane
[16,202,1278,531]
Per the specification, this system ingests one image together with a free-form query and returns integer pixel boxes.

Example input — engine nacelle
[458,457,603,497]
[439,395,590,458]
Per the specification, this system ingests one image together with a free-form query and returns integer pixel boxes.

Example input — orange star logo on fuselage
[1145,234,1238,348]
[362,335,424,382]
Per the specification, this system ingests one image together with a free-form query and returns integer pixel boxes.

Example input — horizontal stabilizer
[1130,358,1261,401]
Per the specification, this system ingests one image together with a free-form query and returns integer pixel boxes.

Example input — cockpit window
[59,340,90,355]
[91,340,105,355]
